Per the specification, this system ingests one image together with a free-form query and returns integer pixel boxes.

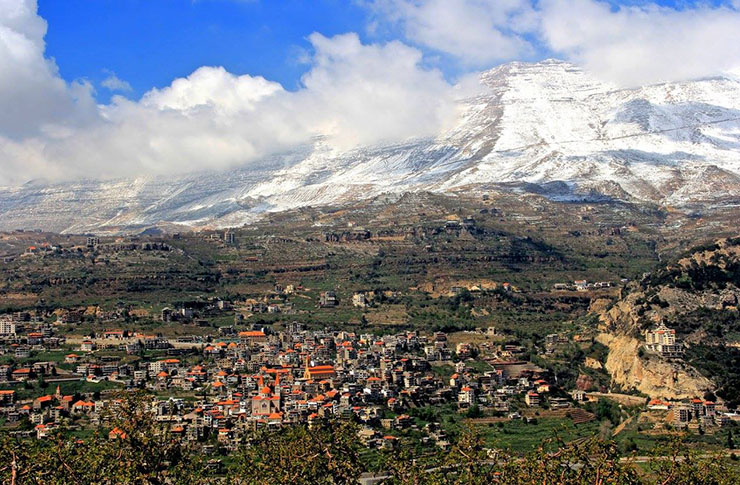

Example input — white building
[0,319,16,336]
[352,293,368,308]
[458,387,475,407]
[80,341,96,352]
[644,323,683,358]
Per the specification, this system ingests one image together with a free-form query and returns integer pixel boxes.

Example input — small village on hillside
[1,288,735,459]
[2,199,740,480]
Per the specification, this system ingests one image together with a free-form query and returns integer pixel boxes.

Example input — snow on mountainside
[2,59,740,234]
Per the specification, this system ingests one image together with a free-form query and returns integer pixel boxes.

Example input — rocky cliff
[596,333,712,399]
[592,237,740,399]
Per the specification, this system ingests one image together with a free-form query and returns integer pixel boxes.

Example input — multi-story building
[0,319,16,336]
[674,403,693,426]
[525,392,540,407]
[644,322,683,358]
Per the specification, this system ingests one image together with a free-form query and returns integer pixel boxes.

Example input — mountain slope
[2,59,740,233]
[593,237,740,401]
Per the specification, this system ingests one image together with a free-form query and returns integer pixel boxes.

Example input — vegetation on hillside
[2,394,739,484]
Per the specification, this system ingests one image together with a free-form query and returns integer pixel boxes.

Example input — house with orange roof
[103,330,125,340]
[11,368,33,381]
[647,399,671,410]
[203,345,222,357]
[525,392,540,407]
[239,330,267,343]
[71,400,96,414]
[0,389,16,405]
[109,427,127,440]
[33,394,54,410]
[36,423,56,439]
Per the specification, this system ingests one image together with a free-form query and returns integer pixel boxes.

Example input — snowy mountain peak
[2,59,740,234]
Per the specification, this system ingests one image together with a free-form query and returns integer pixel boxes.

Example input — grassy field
[3,379,121,401]
[475,417,603,453]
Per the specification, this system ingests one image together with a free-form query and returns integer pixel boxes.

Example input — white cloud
[294,32,456,149]
[365,0,740,86]
[365,0,538,66]
[0,10,458,185]
[101,72,132,92]
[0,0,96,139]
[539,0,740,86]
[140,66,282,113]
[6,0,740,187]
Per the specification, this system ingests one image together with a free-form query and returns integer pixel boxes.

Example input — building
[352,293,368,308]
[319,291,339,307]
[103,330,125,340]
[303,355,336,380]
[525,392,540,407]
[252,385,281,416]
[644,322,683,358]
[0,390,15,405]
[674,403,693,426]
[239,330,267,344]
[80,341,97,352]
[0,319,16,336]
[571,389,587,402]
[647,399,671,411]
[457,387,475,408]
[161,308,174,322]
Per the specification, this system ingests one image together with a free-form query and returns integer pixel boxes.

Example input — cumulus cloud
[366,0,537,66]
[364,0,740,86]
[5,0,740,186]
[0,3,458,186]
[539,0,740,86]
[101,71,132,92]
[0,0,96,140]
[293,32,456,149]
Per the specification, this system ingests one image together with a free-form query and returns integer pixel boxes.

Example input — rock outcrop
[591,237,740,399]
[596,333,712,399]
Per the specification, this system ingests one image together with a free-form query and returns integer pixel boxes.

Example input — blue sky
[37,0,740,102]
[39,0,374,99]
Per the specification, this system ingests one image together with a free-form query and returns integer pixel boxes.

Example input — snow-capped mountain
[2,59,740,234]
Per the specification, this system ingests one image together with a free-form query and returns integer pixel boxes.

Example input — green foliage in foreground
[1,394,740,484]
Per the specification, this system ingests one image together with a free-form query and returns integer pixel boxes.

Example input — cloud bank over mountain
[0,2,457,184]
[2,0,740,185]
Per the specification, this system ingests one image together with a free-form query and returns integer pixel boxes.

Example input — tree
[503,437,641,485]
[231,421,363,484]
[3,394,740,484]
[465,405,483,419]
[648,439,740,485]
[0,391,206,485]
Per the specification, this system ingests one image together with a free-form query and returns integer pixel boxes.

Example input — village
[1,201,739,465]
[1,293,736,456]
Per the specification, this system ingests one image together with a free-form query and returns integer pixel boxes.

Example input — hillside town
[1,302,737,453]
